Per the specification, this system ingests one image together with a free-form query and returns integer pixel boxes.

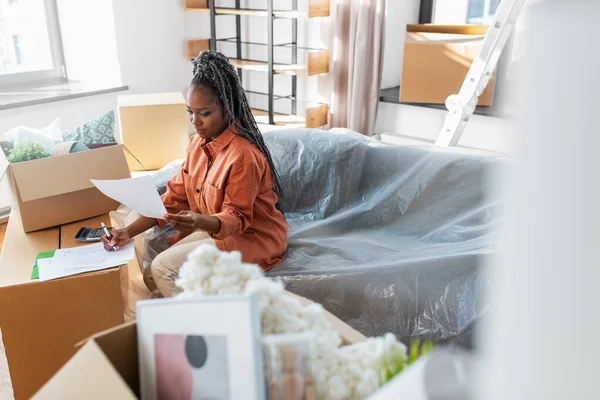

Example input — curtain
[328,0,387,136]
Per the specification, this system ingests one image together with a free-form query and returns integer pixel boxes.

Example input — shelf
[229,50,329,76]
[184,43,329,76]
[252,103,328,129]
[217,38,322,51]
[184,0,330,18]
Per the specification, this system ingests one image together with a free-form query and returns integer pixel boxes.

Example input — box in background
[118,93,190,172]
[33,293,367,399]
[4,144,131,233]
[400,24,496,106]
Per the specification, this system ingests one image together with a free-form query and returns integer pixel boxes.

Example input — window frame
[0,0,67,88]
[420,0,503,24]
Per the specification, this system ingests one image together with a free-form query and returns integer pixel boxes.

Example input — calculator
[74,227,113,242]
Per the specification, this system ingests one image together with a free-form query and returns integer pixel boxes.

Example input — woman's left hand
[163,211,204,234]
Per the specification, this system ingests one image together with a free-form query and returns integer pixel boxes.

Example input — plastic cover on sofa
[264,129,505,346]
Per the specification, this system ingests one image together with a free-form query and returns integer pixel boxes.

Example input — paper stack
[36,242,135,282]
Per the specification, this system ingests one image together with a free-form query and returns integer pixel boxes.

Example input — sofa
[263,128,504,347]
[131,127,503,346]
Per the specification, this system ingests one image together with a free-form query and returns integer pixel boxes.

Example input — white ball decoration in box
[175,244,423,400]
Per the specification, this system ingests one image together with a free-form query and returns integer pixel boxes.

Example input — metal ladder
[434,0,527,147]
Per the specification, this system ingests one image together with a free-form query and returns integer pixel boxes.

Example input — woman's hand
[163,211,204,234]
[101,228,132,252]
[163,211,222,235]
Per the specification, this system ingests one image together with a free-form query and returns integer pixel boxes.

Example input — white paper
[91,176,167,219]
[37,241,135,282]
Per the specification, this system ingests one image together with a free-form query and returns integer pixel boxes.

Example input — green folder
[31,250,56,280]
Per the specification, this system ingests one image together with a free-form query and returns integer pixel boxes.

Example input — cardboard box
[400,24,496,106]
[0,211,126,399]
[118,93,190,171]
[33,294,367,399]
[6,144,131,233]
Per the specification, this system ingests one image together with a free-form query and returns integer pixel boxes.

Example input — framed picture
[137,295,264,400]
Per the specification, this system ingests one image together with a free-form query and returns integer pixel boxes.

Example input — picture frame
[136,294,264,400]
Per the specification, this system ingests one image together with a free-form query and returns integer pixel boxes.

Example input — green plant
[407,338,435,365]
[7,142,49,163]
[379,338,436,385]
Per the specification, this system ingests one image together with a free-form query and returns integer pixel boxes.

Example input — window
[0,0,65,87]
[466,0,500,24]
[420,0,501,24]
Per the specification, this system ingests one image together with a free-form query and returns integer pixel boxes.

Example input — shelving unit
[184,7,329,18]
[184,0,330,128]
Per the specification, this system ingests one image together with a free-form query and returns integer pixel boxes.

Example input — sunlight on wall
[57,0,121,84]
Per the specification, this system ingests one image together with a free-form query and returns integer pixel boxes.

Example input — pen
[101,222,118,251]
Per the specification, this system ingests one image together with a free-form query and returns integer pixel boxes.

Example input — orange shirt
[160,126,288,270]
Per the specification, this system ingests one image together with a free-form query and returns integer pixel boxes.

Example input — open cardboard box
[118,93,190,171]
[0,211,127,399]
[33,293,367,399]
[400,24,496,106]
[4,144,131,232]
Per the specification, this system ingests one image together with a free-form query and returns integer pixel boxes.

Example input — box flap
[11,145,130,202]
[91,321,140,396]
[118,92,185,107]
[73,322,140,396]
[32,341,137,400]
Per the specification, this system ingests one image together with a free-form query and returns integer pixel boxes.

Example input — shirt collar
[202,124,239,157]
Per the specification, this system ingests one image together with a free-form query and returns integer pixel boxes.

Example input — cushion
[263,128,369,218]
[62,110,116,144]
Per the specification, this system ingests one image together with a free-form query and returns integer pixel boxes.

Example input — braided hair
[190,50,284,203]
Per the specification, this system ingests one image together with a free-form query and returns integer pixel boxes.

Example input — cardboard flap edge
[32,341,137,399]
[11,145,130,202]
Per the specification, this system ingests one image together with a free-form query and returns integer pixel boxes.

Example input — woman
[101,51,288,297]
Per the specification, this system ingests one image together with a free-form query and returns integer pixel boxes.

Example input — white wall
[0,92,120,134]
[112,0,192,94]
[57,0,121,83]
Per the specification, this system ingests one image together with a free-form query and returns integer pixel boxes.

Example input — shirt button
[196,189,200,193]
